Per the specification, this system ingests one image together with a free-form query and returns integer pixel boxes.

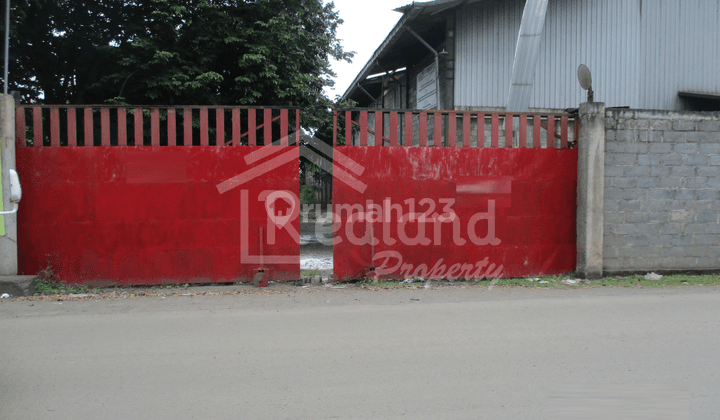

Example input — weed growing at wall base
[32,258,100,295]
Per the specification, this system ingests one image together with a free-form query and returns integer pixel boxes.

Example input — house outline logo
[216,133,366,264]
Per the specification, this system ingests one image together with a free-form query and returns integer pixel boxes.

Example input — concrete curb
[0,275,39,297]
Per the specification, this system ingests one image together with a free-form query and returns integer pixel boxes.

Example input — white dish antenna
[577,64,594,102]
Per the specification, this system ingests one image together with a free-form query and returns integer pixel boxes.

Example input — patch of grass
[494,273,720,289]
[301,269,319,277]
[352,272,720,290]
[34,278,94,296]
[34,260,95,295]
[34,279,93,296]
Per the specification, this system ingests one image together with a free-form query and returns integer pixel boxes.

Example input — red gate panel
[332,147,577,281]
[15,105,301,286]
[17,146,299,285]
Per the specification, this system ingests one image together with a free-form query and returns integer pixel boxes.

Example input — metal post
[3,0,9,94]
[406,27,440,110]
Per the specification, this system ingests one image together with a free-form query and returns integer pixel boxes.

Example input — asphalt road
[1,285,718,419]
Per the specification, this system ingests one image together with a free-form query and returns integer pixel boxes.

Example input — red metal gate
[331,109,578,281]
[16,105,301,285]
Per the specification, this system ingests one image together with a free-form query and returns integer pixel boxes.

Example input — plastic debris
[563,279,578,285]
[645,272,662,280]
[0,293,9,299]
[539,281,550,284]
[527,278,535,282]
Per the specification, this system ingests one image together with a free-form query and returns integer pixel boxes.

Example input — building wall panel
[455,0,720,110]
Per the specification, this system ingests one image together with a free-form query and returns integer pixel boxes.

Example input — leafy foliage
[300,184,318,203]
[3,0,352,130]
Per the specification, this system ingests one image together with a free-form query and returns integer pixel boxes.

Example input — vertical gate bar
[519,114,527,148]
[33,107,43,147]
[433,112,442,147]
[345,111,352,146]
[295,109,300,145]
[477,113,485,148]
[117,108,126,146]
[183,108,192,146]
[389,112,398,146]
[280,108,288,146]
[375,110,383,146]
[419,111,427,147]
[560,115,569,148]
[16,107,25,147]
[463,113,471,147]
[546,115,555,149]
[448,112,456,147]
[199,107,209,146]
[232,108,240,146]
[333,111,338,146]
[50,108,60,147]
[85,107,94,146]
[505,114,513,148]
[216,108,225,147]
[533,115,541,148]
[545,115,555,149]
[248,108,256,146]
[491,114,499,147]
[150,108,160,146]
[574,117,579,146]
[263,108,272,145]
[67,107,77,146]
[167,109,176,146]
[404,111,413,146]
[134,108,143,146]
[359,111,368,146]
[100,108,110,146]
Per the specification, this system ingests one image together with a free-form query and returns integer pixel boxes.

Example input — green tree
[3,0,352,130]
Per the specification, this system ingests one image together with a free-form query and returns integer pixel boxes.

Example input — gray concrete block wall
[603,109,720,273]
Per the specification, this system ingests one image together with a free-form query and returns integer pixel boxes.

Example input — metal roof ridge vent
[505,0,550,112]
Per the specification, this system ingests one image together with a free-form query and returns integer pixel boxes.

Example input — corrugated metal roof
[341,0,474,104]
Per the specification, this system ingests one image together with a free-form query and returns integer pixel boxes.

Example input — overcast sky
[325,0,412,101]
